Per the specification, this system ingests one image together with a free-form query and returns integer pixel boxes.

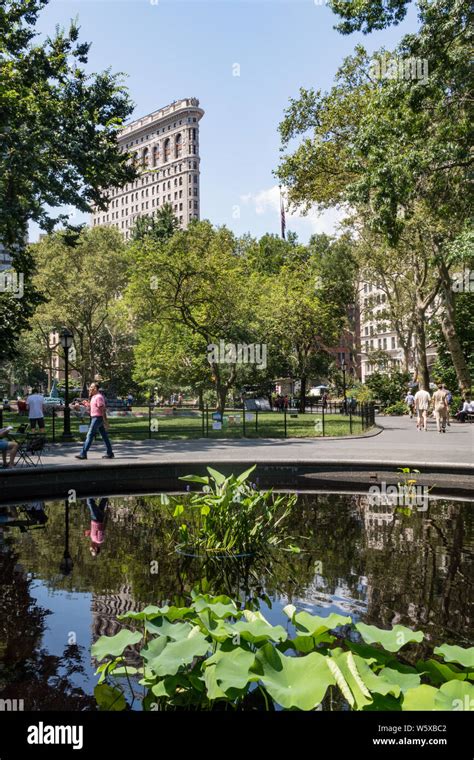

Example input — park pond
[0,493,472,710]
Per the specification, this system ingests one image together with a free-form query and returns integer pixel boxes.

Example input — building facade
[91,97,204,238]
[358,281,437,382]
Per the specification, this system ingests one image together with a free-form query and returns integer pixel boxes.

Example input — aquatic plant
[164,466,298,556]
[92,593,474,712]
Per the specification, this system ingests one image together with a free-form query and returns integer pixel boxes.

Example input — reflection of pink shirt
[91,521,105,544]
[90,393,106,417]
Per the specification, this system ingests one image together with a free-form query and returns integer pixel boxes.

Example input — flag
[279,186,286,240]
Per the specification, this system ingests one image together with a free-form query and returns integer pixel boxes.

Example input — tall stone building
[91,97,204,238]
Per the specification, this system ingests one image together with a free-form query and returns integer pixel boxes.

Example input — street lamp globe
[60,327,73,350]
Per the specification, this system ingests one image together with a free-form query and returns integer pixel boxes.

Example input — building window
[164,138,171,162]
[142,147,149,168]
[391,337,396,349]
[175,133,182,159]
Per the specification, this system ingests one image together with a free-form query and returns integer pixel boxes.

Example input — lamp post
[341,359,347,413]
[60,328,73,441]
[59,498,73,576]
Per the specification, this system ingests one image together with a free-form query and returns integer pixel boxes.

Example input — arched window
[152,145,159,167]
[164,138,171,163]
[175,133,182,159]
[142,147,149,168]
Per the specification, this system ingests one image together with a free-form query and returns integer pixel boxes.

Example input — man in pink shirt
[76,382,114,459]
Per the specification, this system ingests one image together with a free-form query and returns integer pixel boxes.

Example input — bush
[383,402,407,416]
[365,371,410,408]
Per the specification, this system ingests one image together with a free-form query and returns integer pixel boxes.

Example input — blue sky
[30,0,418,243]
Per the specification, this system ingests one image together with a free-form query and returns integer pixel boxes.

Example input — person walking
[432,384,449,433]
[26,387,45,433]
[404,390,415,419]
[75,382,114,460]
[414,387,431,431]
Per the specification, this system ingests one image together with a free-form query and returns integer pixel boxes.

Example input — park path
[40,415,473,469]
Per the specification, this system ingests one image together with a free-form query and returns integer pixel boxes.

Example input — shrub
[383,401,407,416]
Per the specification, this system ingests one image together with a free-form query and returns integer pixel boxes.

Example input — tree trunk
[414,308,430,390]
[438,261,471,394]
[217,385,227,417]
[300,375,307,414]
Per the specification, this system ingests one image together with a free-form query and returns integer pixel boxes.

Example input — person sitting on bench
[0,426,18,468]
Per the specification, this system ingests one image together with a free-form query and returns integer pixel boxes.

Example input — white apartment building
[359,281,436,382]
[91,97,204,238]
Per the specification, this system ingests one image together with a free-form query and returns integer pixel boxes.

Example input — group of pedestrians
[405,384,452,433]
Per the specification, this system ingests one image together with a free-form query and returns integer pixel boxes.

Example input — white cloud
[240,184,348,239]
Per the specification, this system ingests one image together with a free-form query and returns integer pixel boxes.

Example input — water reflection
[0,494,472,710]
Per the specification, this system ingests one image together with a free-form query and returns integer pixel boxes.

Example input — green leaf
[179,475,209,484]
[204,665,227,701]
[192,593,239,619]
[402,685,438,711]
[140,635,169,662]
[433,644,474,669]
[434,680,474,711]
[205,647,257,692]
[236,465,257,484]
[416,658,467,686]
[378,667,420,693]
[257,644,335,710]
[117,605,162,621]
[293,610,351,637]
[148,628,210,676]
[145,618,193,641]
[345,640,396,665]
[356,623,423,652]
[94,683,127,711]
[91,629,143,660]
[231,618,287,644]
[206,467,227,485]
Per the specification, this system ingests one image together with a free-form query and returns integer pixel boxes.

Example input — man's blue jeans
[81,416,113,456]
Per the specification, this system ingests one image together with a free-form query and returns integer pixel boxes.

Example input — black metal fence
[1,402,376,441]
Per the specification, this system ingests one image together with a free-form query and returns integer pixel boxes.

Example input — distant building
[358,281,436,382]
[91,97,204,238]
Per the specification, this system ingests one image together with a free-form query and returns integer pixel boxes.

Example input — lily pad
[402,684,438,711]
[91,629,143,660]
[416,658,467,686]
[94,683,127,711]
[292,611,352,637]
[205,647,257,692]
[145,618,193,640]
[148,627,210,676]
[257,644,335,710]
[192,593,239,620]
[434,680,474,711]
[356,623,423,652]
[433,644,474,669]
[231,618,287,644]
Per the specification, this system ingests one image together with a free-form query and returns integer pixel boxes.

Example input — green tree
[127,221,266,415]
[277,0,472,390]
[130,204,179,244]
[32,227,130,385]
[0,0,136,359]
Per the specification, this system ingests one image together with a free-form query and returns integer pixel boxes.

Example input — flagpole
[279,185,286,240]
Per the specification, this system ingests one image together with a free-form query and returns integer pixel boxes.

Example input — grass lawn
[2,406,369,441]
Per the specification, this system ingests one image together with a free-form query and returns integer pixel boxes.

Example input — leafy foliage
[92,593,474,711]
[167,467,298,555]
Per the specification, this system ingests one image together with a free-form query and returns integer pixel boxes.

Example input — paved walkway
[40,416,473,469]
